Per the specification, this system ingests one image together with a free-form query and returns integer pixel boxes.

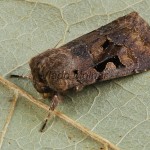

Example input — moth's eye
[38,73,45,82]
[41,86,50,92]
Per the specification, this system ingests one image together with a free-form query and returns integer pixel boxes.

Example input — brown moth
[11,12,150,131]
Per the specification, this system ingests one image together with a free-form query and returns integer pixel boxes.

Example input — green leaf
[0,0,150,150]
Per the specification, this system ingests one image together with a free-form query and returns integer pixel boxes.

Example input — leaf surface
[0,0,150,150]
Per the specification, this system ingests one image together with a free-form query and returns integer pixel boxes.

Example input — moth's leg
[42,90,56,99]
[10,74,32,80]
[40,93,62,132]
[42,93,51,99]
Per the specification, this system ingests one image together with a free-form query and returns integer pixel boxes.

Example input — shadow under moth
[11,12,150,131]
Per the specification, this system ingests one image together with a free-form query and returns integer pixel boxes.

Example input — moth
[11,12,150,131]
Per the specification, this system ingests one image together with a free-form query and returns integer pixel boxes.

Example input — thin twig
[0,76,120,150]
[0,91,18,149]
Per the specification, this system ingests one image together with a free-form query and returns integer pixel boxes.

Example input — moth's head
[32,78,51,93]
[29,54,52,94]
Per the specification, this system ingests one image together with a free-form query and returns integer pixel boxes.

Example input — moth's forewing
[29,12,150,93]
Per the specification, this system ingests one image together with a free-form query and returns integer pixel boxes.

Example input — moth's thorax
[29,46,96,93]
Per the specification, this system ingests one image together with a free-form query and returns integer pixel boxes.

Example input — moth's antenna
[54,39,63,48]
[10,74,32,80]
